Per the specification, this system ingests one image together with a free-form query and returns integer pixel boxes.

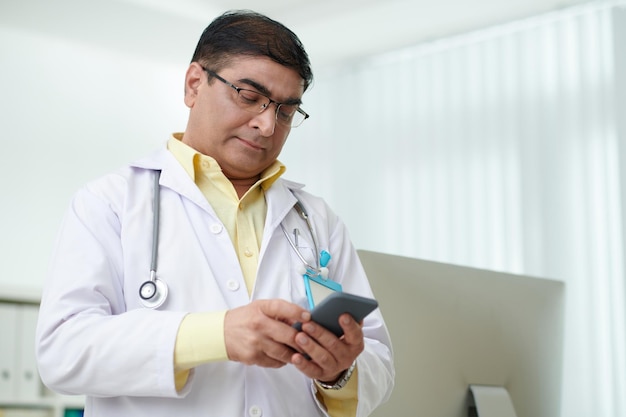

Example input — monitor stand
[468,385,518,417]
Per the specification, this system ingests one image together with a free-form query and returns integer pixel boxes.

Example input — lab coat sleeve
[338,229,394,416]
[304,195,395,417]
[36,179,189,398]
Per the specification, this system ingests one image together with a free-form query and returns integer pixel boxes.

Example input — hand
[291,313,364,382]
[224,299,310,368]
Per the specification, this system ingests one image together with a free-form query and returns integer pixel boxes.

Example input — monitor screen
[358,250,565,417]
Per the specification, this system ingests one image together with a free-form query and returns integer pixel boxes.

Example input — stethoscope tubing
[140,169,323,308]
[280,223,320,276]
[150,170,161,280]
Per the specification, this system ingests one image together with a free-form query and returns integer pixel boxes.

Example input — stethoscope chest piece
[139,277,168,309]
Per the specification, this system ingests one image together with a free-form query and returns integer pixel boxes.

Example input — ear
[184,63,205,108]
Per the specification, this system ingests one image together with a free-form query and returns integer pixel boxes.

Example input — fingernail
[297,334,309,345]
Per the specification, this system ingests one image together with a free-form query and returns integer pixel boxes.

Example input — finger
[254,300,312,352]
[264,338,301,364]
[291,349,326,380]
[290,346,343,383]
[227,335,291,367]
[254,355,288,368]
[337,314,365,345]
[299,322,342,364]
[224,301,306,366]
[303,314,364,360]
[259,299,311,324]
[296,331,335,364]
[295,315,363,377]
[240,300,307,344]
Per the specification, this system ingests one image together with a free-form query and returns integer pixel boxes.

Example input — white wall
[0,25,190,290]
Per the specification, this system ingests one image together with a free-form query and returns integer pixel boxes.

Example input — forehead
[219,56,305,100]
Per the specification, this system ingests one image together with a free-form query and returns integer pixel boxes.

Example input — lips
[236,136,265,151]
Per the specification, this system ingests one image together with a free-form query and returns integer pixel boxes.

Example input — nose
[250,105,277,136]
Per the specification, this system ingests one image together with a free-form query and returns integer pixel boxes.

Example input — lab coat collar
[129,144,308,226]
[264,178,304,232]
[130,146,215,215]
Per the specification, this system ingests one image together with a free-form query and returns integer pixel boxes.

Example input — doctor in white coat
[36,10,394,417]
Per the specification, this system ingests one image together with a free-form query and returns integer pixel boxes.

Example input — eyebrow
[237,77,303,106]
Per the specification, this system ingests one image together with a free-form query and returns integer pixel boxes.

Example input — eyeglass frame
[202,67,310,128]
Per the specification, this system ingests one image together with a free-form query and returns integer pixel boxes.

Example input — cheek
[271,133,290,155]
[197,103,243,134]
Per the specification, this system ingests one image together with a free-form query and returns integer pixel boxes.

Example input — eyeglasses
[203,68,309,128]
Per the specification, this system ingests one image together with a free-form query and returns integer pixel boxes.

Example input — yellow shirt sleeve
[174,311,228,391]
[315,368,359,417]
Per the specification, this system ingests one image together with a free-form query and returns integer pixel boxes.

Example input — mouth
[236,136,265,151]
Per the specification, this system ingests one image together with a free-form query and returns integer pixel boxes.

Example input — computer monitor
[358,250,565,417]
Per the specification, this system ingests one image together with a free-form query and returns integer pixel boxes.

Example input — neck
[229,177,260,199]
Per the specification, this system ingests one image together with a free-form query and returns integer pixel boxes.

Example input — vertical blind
[284,1,626,416]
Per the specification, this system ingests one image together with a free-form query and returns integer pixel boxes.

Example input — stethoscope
[139,170,339,309]
[138,171,169,309]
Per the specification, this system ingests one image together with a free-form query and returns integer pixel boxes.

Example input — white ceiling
[2,0,593,69]
[119,0,593,67]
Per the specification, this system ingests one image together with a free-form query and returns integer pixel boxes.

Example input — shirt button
[249,406,262,417]
[244,248,253,257]
[210,224,223,234]
[227,280,240,291]
[201,160,210,169]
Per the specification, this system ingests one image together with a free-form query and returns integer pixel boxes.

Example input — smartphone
[293,292,379,337]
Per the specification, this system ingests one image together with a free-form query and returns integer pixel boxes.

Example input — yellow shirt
[168,134,357,415]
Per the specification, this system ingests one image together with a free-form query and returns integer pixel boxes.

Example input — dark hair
[191,10,313,91]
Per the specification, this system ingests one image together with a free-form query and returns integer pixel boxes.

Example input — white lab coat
[36,146,394,417]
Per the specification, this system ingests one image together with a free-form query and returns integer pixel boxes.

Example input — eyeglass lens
[235,89,306,127]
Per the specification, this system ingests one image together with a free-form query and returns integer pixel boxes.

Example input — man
[36,10,394,417]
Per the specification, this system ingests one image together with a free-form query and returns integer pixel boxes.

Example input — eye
[238,89,265,105]
[277,105,297,122]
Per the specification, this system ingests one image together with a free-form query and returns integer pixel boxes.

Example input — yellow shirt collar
[167,133,285,191]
